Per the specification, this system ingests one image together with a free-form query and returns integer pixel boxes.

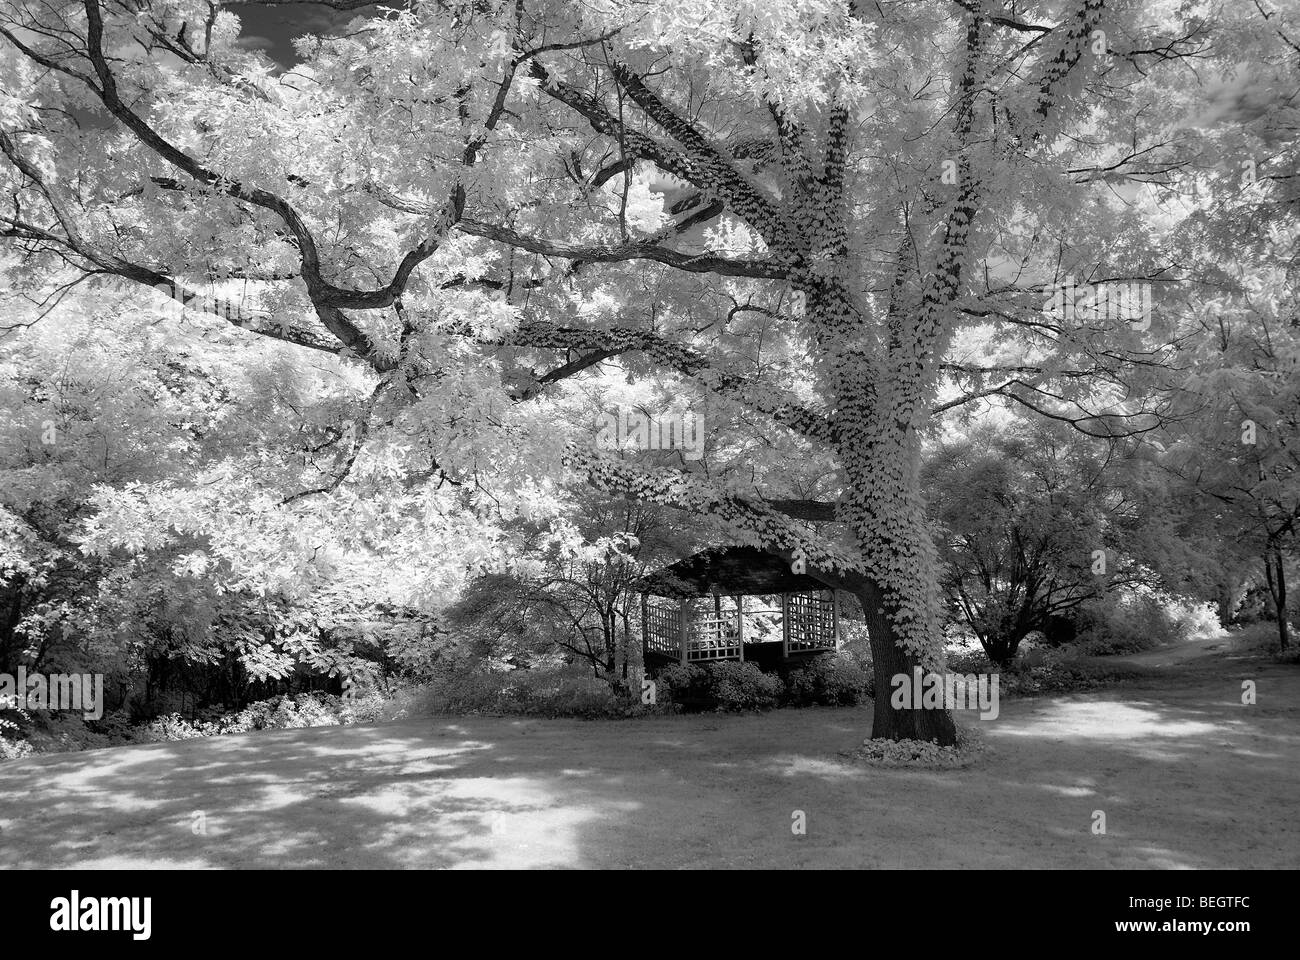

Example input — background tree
[448,497,682,690]
[1155,2,1300,649]
[926,417,1215,663]
[1158,278,1299,649]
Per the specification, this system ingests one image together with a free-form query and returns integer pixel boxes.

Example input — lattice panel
[686,618,741,662]
[785,591,837,651]
[644,597,681,658]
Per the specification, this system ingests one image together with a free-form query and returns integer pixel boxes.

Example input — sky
[230,2,392,67]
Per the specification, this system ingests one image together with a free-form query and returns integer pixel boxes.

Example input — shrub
[425,660,518,713]
[784,653,873,706]
[3,685,401,756]
[142,712,205,742]
[527,678,628,718]
[1,690,35,762]
[1074,591,1216,656]
[998,653,1152,695]
[944,647,995,675]
[0,736,33,762]
[849,725,986,767]
[340,689,392,723]
[706,661,784,711]
[655,663,710,707]
[934,645,1155,699]
[88,708,136,744]
[0,694,32,761]
[1232,621,1300,663]
[141,692,379,742]
[653,661,781,712]
[413,662,648,718]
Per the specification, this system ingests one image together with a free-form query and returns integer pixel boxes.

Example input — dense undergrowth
[3,624,1295,761]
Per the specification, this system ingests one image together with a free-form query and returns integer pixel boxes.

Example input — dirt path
[1106,634,1237,669]
[1,655,1295,869]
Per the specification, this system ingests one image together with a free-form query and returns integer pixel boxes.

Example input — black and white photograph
[0,0,1293,917]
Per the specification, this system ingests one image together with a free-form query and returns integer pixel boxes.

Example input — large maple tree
[1,0,1226,741]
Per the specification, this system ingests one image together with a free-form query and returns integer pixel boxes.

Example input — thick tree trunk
[835,459,962,742]
[801,196,964,745]
[832,407,959,745]
[827,423,960,745]
[858,585,959,743]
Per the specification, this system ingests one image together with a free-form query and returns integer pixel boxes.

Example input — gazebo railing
[643,596,682,659]
[685,617,741,662]
[783,590,839,653]
[642,591,841,666]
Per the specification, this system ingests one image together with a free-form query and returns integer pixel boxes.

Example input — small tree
[446,498,681,690]
[927,424,1158,664]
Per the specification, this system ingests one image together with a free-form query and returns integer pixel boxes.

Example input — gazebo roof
[634,546,832,598]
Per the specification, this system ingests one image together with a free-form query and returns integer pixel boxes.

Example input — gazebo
[635,546,847,673]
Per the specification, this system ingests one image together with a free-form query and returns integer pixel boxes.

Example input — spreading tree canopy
[2,0,1277,741]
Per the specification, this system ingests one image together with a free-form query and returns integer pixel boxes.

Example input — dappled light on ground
[990,700,1231,741]
[1,659,1297,869]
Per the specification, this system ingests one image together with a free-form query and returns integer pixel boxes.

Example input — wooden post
[712,592,723,656]
[679,598,689,666]
[736,595,745,661]
[641,593,650,664]
[781,592,790,660]
[832,590,842,650]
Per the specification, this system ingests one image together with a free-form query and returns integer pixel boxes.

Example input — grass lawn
[1,648,1296,869]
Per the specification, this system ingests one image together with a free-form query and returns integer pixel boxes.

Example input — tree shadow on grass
[0,664,1296,869]
[0,710,887,869]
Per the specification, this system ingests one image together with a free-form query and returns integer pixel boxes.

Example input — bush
[340,689,392,723]
[0,695,33,761]
[1,690,35,762]
[2,699,140,758]
[937,645,1155,698]
[783,653,873,706]
[414,662,648,718]
[422,659,518,713]
[945,647,995,675]
[1074,592,1201,656]
[706,661,784,711]
[0,736,33,762]
[655,663,710,707]
[142,712,206,742]
[140,691,386,742]
[653,661,782,712]
[849,725,986,767]
[998,653,1152,695]
[88,708,136,744]
[1,685,401,756]
[531,676,630,717]
[1231,621,1300,663]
